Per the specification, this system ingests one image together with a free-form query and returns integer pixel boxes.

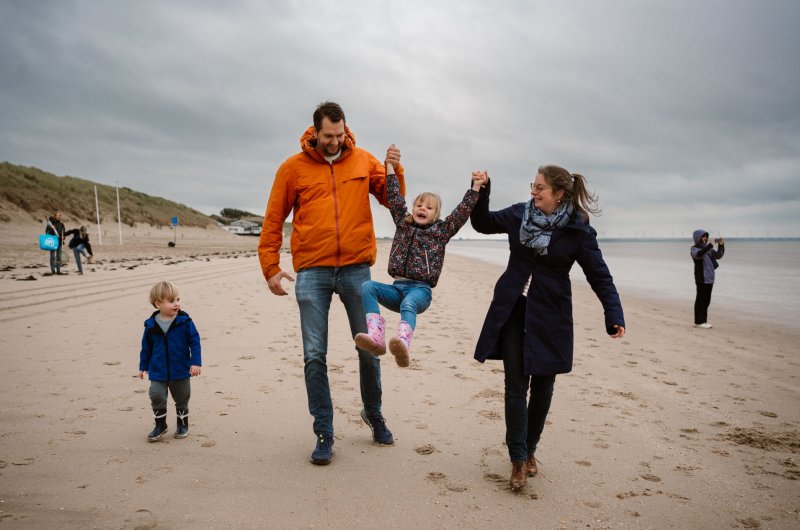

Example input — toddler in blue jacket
[138,281,202,442]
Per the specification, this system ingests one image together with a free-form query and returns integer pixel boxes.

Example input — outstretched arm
[439,173,487,239]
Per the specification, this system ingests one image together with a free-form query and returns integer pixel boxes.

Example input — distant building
[221,219,261,235]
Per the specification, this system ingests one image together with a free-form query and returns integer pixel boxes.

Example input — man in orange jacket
[258,101,405,465]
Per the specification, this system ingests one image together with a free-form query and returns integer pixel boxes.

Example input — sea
[447,239,800,330]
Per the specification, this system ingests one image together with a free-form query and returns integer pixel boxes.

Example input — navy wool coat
[470,181,625,376]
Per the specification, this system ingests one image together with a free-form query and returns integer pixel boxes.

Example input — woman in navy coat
[470,165,625,491]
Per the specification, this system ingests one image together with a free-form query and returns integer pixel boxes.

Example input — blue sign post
[171,216,178,246]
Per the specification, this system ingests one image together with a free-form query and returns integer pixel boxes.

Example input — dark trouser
[49,248,62,273]
[499,295,556,462]
[694,282,714,324]
[149,379,191,410]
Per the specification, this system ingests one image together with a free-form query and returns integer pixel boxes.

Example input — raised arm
[384,161,409,226]
[369,144,405,208]
[469,174,512,235]
[440,174,485,239]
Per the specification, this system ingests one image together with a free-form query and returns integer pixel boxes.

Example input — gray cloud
[1,0,798,237]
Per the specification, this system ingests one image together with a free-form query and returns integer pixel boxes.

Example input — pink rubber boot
[354,313,386,357]
[388,320,414,368]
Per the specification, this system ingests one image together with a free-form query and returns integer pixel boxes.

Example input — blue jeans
[72,244,89,273]
[360,279,432,329]
[294,264,382,436]
[499,295,556,462]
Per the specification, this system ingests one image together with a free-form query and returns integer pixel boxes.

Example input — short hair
[313,101,346,132]
[149,281,180,308]
[404,192,442,224]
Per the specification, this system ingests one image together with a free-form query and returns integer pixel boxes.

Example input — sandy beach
[0,228,798,529]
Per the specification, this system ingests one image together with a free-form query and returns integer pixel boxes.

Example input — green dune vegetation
[0,162,215,227]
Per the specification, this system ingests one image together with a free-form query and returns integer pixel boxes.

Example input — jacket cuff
[264,265,281,281]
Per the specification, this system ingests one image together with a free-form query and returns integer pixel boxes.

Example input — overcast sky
[1,0,798,238]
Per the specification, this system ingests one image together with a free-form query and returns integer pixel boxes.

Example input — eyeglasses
[530,183,551,192]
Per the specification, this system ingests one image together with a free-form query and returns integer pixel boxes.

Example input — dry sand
[0,230,798,529]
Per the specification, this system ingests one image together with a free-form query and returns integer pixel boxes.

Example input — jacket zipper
[424,250,430,275]
[160,319,178,381]
[402,229,417,278]
[329,163,341,265]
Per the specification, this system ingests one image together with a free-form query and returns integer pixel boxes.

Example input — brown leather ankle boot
[526,452,538,477]
[509,460,527,490]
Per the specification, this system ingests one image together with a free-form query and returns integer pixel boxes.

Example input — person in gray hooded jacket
[691,229,725,328]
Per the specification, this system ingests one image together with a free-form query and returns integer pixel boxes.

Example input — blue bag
[39,233,60,251]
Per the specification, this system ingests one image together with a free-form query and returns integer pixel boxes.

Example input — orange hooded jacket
[258,125,405,280]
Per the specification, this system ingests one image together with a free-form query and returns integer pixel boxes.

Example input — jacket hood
[300,125,356,164]
[693,229,709,245]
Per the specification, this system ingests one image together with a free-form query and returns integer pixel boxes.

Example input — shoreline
[0,239,798,528]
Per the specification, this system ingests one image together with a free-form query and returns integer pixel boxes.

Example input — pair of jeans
[360,279,432,329]
[499,295,556,462]
[694,282,713,324]
[149,378,191,410]
[72,244,89,273]
[49,247,62,273]
[294,263,382,436]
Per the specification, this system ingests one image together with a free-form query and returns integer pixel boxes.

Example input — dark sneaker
[311,433,334,465]
[360,409,394,446]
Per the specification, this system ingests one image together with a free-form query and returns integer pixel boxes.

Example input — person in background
[691,230,725,329]
[64,225,94,275]
[470,166,625,491]
[45,211,65,275]
[257,101,405,465]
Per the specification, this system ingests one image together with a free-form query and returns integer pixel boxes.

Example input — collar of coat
[143,310,191,329]
[300,125,356,164]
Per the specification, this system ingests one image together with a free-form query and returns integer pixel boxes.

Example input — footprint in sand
[126,508,157,529]
[196,434,216,448]
[576,460,592,466]
[415,444,436,455]
[426,471,469,493]
[103,361,121,366]
[759,411,778,418]
[12,458,35,466]
[640,473,661,482]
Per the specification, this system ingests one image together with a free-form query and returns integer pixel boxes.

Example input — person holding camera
[691,230,725,329]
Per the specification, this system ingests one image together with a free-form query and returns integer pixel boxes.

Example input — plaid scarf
[519,200,573,255]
